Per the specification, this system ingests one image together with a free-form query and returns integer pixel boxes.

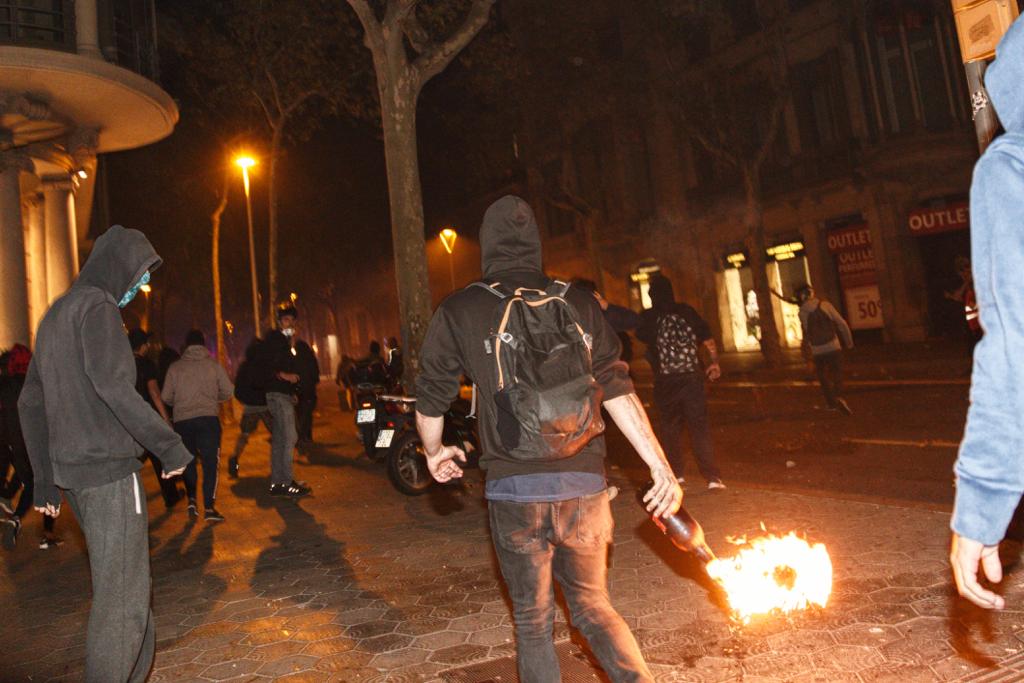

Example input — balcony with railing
[0,0,158,80]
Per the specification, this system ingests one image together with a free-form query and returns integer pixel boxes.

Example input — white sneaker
[707,480,726,490]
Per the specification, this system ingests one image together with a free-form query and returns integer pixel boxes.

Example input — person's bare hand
[644,465,682,519]
[592,291,609,311]
[951,533,1006,609]
[278,372,300,383]
[33,503,60,518]
[162,466,186,479]
[425,444,466,483]
[705,363,721,382]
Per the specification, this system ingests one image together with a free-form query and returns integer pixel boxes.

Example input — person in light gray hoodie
[162,329,233,522]
[18,225,193,683]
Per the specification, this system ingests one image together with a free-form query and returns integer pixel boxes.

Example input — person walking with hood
[416,195,681,683]
[229,337,274,478]
[18,225,193,682]
[637,274,725,490]
[795,284,854,416]
[951,17,1024,610]
[162,330,234,522]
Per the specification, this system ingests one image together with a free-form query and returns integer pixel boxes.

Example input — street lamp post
[140,283,152,330]
[235,155,261,337]
[440,227,458,292]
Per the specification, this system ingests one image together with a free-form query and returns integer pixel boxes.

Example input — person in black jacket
[415,196,681,683]
[0,345,60,550]
[263,304,310,497]
[636,275,725,490]
[294,335,319,447]
[228,338,273,478]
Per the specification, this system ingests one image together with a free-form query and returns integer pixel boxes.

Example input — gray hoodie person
[18,225,193,507]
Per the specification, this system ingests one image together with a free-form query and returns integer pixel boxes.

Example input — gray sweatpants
[66,471,155,683]
[266,392,297,486]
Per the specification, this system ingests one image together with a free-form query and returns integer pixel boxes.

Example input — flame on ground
[705,531,832,624]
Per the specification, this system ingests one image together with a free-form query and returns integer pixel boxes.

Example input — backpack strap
[546,279,571,297]
[468,281,507,298]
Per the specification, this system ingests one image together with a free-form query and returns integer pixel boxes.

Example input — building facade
[517,0,986,352]
[0,0,177,348]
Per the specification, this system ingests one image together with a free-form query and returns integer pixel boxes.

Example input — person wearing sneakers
[161,330,234,522]
[18,225,193,682]
[637,274,726,490]
[795,284,854,416]
[0,345,61,549]
[263,304,311,497]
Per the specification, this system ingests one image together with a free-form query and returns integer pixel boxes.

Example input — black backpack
[654,312,700,374]
[806,302,837,346]
[475,280,605,462]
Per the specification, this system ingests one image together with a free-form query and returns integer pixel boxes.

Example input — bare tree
[657,3,791,365]
[346,0,494,384]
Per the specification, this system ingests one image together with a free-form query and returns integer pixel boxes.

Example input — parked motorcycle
[384,395,480,496]
[354,383,411,459]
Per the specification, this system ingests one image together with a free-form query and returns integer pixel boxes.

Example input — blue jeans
[175,416,221,508]
[488,491,653,683]
[653,372,721,482]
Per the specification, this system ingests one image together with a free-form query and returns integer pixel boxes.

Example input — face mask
[282,327,295,337]
[118,271,150,308]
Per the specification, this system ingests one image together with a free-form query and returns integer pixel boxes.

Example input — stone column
[0,154,29,348]
[42,175,78,304]
[23,194,48,340]
[75,0,103,59]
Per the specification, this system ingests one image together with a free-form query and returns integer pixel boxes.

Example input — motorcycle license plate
[356,408,376,424]
[375,429,395,449]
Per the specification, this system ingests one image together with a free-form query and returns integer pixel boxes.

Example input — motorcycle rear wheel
[387,431,434,495]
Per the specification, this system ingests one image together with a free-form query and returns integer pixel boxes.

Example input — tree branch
[679,115,739,168]
[402,9,431,55]
[412,0,493,84]
[754,94,786,168]
[347,0,386,56]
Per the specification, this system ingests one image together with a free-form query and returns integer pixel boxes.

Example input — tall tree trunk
[211,170,235,423]
[742,166,782,367]
[379,77,433,385]
[267,123,283,325]
[211,171,229,371]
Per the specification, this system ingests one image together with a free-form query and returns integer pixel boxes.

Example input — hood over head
[182,345,210,361]
[77,225,162,300]
[987,17,1024,133]
[479,195,542,278]
[648,274,676,311]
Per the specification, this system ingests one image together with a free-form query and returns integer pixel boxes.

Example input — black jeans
[175,416,221,508]
[489,491,653,683]
[813,351,844,407]
[653,373,721,482]
[296,395,316,442]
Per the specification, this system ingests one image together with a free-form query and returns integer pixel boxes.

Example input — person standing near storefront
[796,284,854,416]
[636,274,725,489]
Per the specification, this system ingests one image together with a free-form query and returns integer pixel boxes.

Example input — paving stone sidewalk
[2,403,1022,682]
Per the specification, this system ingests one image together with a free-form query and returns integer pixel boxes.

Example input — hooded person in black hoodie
[416,195,681,683]
[18,225,193,683]
[636,274,725,490]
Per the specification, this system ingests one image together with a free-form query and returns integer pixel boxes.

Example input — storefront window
[629,261,662,310]
[908,199,972,338]
[825,219,884,331]
[722,242,811,351]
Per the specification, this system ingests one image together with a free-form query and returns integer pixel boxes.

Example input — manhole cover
[440,640,610,682]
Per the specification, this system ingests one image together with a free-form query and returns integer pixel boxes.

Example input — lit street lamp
[140,283,152,330]
[440,227,458,291]
[235,155,261,337]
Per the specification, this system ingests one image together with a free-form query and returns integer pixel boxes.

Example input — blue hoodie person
[950,18,1024,610]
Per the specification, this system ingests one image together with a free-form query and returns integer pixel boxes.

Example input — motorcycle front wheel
[387,431,434,495]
